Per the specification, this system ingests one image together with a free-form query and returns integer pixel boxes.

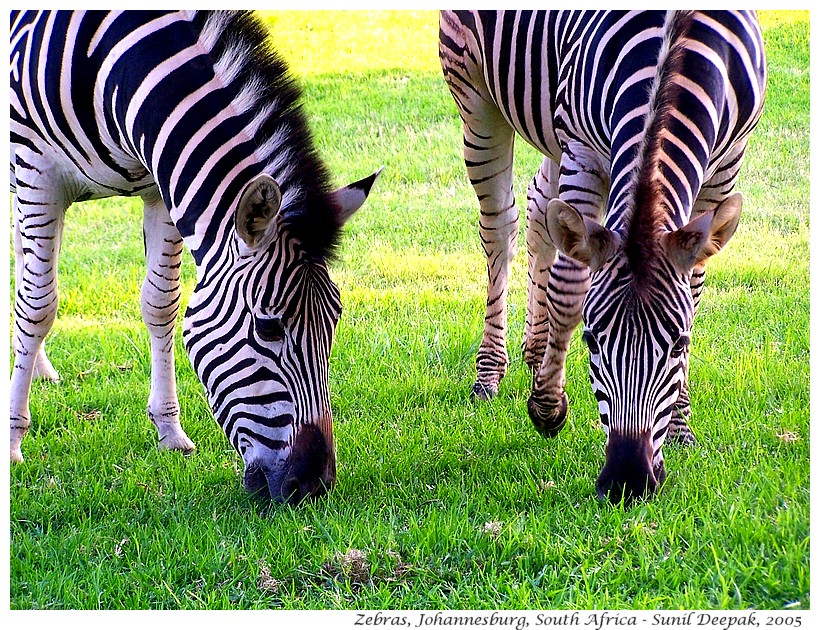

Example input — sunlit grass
[757,10,809,29]
[10,11,808,610]
[260,11,441,75]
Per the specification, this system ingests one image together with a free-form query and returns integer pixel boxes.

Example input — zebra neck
[147,125,268,270]
[613,12,705,280]
[608,10,719,241]
[106,11,338,270]
[98,14,257,267]
[112,11,323,270]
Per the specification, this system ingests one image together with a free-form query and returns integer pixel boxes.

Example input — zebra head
[183,170,380,504]
[547,193,743,503]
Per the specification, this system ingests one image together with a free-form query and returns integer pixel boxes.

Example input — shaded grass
[9,10,809,610]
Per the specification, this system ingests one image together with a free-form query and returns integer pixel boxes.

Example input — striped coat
[440,10,766,501]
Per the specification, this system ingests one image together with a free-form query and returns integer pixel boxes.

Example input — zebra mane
[625,10,697,287]
[192,10,343,261]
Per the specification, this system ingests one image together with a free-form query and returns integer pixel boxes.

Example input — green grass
[9,11,809,610]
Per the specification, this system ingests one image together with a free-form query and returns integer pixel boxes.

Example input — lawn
[8,11,810,610]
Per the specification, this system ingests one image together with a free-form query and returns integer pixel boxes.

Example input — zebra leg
[527,146,606,437]
[668,143,748,446]
[527,252,590,436]
[665,263,702,445]
[440,14,519,400]
[13,204,60,383]
[523,157,559,371]
[141,192,195,454]
[668,220,710,447]
[440,14,518,400]
[465,121,519,401]
[10,188,67,463]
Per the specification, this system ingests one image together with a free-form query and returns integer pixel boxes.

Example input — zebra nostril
[271,424,335,504]
[597,431,659,504]
[280,475,329,504]
[280,476,304,504]
[596,470,658,504]
[243,464,270,497]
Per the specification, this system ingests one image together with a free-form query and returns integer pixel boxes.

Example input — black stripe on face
[583,259,694,440]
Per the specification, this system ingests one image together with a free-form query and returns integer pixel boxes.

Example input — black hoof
[471,381,498,401]
[666,427,696,446]
[527,392,568,438]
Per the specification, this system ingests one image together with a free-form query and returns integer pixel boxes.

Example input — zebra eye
[582,330,600,356]
[671,334,690,358]
[255,316,285,343]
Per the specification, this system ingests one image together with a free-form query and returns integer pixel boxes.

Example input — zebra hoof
[471,380,498,401]
[157,431,196,456]
[666,427,696,446]
[10,423,28,463]
[32,350,60,382]
[527,392,568,438]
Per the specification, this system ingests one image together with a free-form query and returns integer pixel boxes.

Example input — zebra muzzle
[279,424,336,504]
[596,431,663,504]
[244,424,336,504]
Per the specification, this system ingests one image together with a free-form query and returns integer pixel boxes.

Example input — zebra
[439,11,766,502]
[10,10,381,503]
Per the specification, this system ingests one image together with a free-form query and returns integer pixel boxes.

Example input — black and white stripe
[440,10,766,501]
[10,10,379,503]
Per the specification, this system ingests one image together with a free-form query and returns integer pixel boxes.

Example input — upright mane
[192,10,343,260]
[624,10,697,286]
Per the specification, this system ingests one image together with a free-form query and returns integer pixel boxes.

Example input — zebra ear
[331,166,384,224]
[662,192,743,273]
[546,199,619,272]
[235,174,282,250]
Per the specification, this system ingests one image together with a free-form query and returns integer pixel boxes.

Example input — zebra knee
[14,283,60,347]
[141,212,182,337]
[140,277,180,334]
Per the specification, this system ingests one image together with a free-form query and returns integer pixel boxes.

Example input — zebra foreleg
[667,145,747,447]
[13,209,60,383]
[668,145,749,447]
[527,147,605,437]
[527,253,589,437]
[666,264,705,446]
[440,14,519,400]
[10,185,67,463]
[524,157,559,371]
[141,193,195,455]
